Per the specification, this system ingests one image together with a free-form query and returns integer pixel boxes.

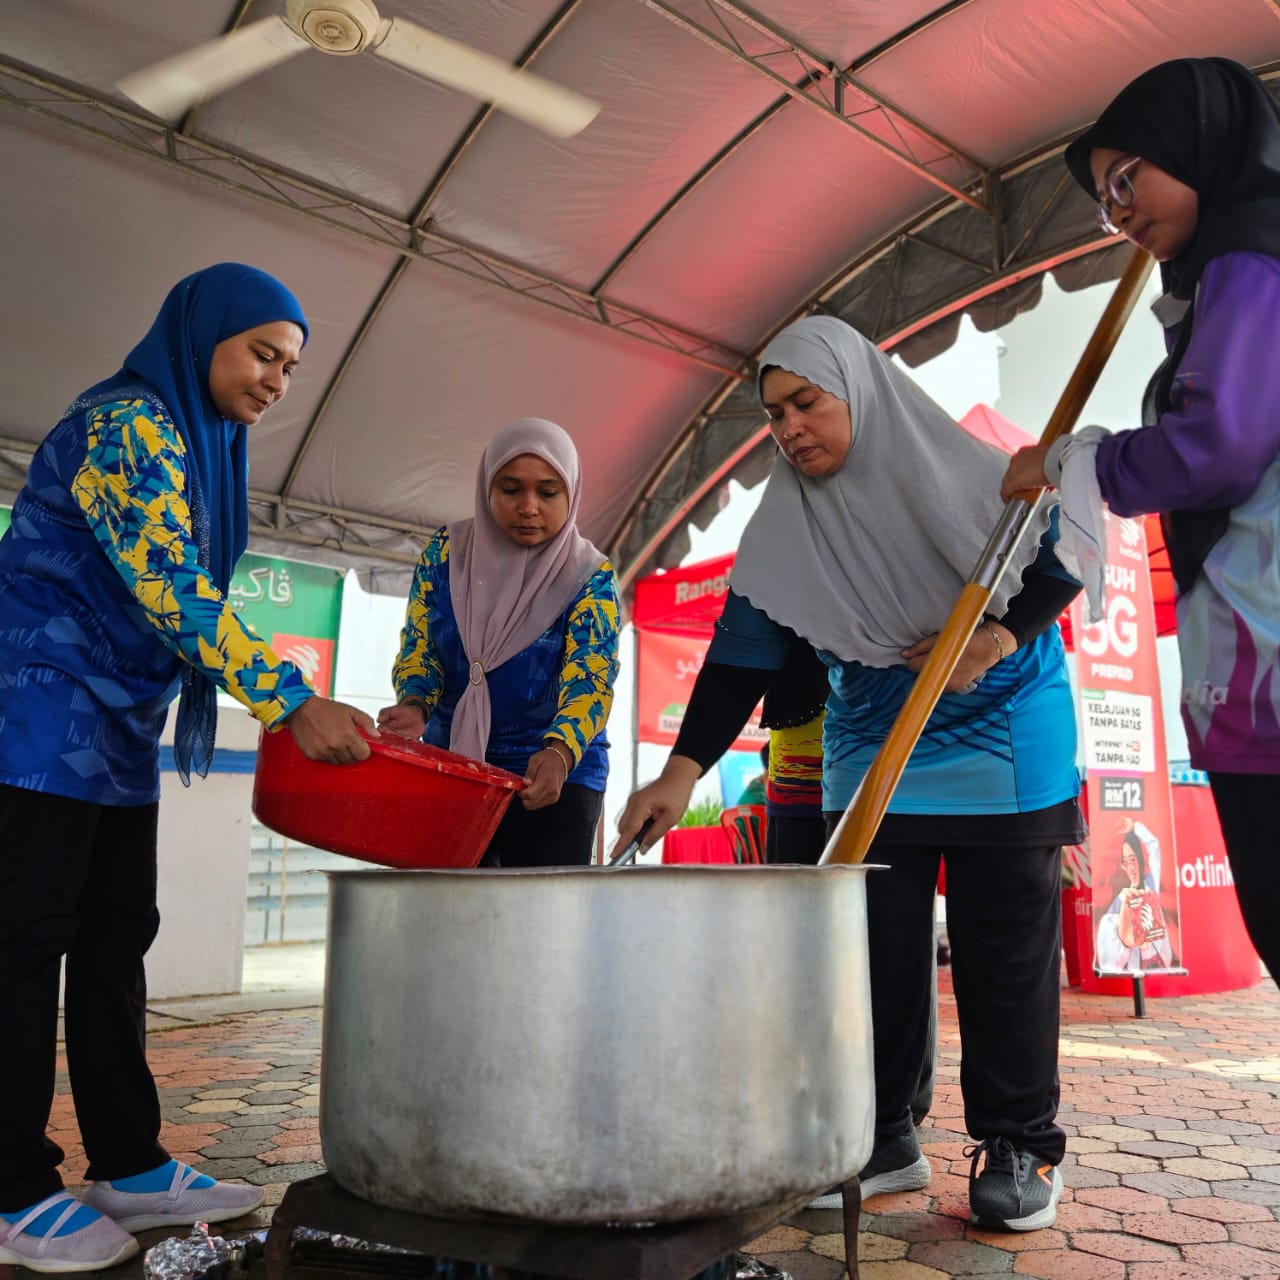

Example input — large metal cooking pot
[321,864,875,1225]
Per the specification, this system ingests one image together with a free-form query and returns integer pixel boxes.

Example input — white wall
[147,706,259,998]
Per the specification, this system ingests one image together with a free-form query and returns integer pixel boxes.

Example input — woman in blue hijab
[0,264,374,1273]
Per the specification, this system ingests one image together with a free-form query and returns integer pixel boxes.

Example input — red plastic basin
[252,726,526,869]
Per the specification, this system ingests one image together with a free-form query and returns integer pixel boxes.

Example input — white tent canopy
[3,1,1278,594]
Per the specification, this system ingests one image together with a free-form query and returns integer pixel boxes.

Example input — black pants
[1210,772,1280,987]
[834,822,1065,1164]
[765,813,827,865]
[480,783,603,868]
[0,784,168,1210]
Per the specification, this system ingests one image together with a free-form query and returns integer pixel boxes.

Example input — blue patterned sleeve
[547,562,621,765]
[71,399,314,727]
[391,527,448,717]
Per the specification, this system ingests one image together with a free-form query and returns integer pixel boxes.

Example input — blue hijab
[83,263,309,781]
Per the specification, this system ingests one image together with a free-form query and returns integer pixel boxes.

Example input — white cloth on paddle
[1045,426,1111,623]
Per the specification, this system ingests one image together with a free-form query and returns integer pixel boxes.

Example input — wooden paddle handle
[822,247,1153,866]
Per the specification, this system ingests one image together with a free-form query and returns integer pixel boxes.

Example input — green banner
[229,553,344,696]
[0,506,10,537]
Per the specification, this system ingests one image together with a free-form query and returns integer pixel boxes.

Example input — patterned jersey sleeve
[71,398,314,728]
[391,527,449,718]
[547,562,621,764]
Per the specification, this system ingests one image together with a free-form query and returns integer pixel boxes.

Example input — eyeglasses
[1096,155,1142,234]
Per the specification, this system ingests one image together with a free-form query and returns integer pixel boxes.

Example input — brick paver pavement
[12,968,1280,1279]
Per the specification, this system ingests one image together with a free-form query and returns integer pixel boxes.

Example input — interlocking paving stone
[1121,1212,1229,1244]
[908,1238,1018,1272]
[1171,1195,1273,1221]
[1179,1240,1280,1273]
[1013,1252,1127,1278]
[1070,1232,1180,1262]
[752,1252,845,1279]
[1121,1171,1213,1197]
[1228,1220,1280,1249]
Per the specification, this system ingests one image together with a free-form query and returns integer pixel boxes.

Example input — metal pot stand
[264,1173,864,1280]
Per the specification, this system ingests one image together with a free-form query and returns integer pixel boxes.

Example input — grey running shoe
[807,1132,931,1209]
[84,1162,264,1232]
[967,1136,1063,1231]
[0,1192,138,1273]
[859,1131,932,1199]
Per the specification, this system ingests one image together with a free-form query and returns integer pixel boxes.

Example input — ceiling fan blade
[117,16,310,119]
[371,17,600,139]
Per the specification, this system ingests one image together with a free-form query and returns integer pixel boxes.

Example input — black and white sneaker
[966,1136,1062,1231]
[807,1132,932,1209]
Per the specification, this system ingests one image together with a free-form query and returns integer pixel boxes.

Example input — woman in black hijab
[1002,58,1280,989]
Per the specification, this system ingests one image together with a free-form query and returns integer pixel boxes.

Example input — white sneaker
[83,1162,264,1232]
[805,1189,844,1210]
[0,1191,138,1274]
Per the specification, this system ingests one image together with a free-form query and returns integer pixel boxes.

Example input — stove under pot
[263,1173,865,1280]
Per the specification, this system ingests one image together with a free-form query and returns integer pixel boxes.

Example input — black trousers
[1210,772,1280,987]
[765,813,827,865]
[842,827,1066,1164]
[480,783,603,868]
[0,784,168,1210]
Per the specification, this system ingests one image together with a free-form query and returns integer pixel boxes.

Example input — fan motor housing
[286,0,380,54]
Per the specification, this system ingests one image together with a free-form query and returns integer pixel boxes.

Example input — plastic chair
[720,805,767,865]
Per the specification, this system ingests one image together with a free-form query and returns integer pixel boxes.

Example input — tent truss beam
[594,0,980,296]
[0,434,429,569]
[0,59,751,381]
[643,0,991,212]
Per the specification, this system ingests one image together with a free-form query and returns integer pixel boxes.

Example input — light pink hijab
[447,418,604,761]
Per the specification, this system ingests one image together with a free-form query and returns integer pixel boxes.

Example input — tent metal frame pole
[0,435,428,568]
[278,257,412,507]
[631,628,642,796]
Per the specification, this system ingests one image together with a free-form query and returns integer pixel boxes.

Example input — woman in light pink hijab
[379,419,621,867]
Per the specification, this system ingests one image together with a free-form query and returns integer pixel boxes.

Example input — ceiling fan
[116,0,600,138]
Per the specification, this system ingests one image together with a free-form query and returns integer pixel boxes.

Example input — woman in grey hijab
[619,316,1084,1234]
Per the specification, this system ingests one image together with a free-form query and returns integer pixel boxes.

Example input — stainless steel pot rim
[324,863,888,881]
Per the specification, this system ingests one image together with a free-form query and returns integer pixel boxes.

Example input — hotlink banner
[1070,513,1186,977]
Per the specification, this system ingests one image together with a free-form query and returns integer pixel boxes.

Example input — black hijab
[1065,57,1280,300]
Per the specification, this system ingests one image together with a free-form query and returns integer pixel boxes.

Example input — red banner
[1072,514,1185,977]
[632,553,735,635]
[635,629,764,752]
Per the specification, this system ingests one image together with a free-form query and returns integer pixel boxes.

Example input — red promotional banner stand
[632,553,764,753]
[1066,514,1259,996]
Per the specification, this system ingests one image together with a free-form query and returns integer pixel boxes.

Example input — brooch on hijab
[469,660,485,686]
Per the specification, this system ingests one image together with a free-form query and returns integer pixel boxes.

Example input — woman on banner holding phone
[1095,819,1176,972]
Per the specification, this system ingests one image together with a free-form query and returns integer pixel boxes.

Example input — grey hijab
[731,316,1051,666]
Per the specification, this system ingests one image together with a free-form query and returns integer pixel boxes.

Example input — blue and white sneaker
[83,1160,264,1232]
[0,1190,138,1273]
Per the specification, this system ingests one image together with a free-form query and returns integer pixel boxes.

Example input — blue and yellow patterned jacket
[0,396,313,805]
[393,527,619,790]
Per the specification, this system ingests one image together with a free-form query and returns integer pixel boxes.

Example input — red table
[661,826,735,864]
